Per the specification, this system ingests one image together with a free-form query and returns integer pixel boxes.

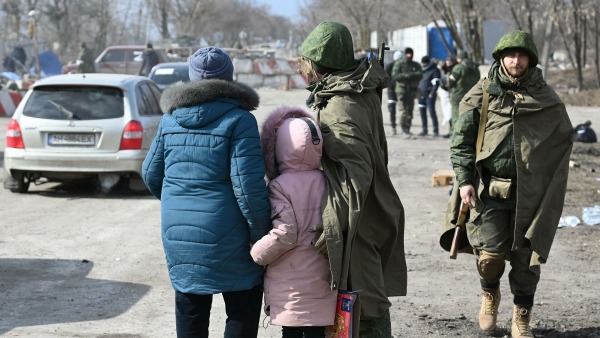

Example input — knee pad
[477,251,506,281]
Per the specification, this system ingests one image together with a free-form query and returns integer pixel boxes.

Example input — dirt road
[1,88,599,337]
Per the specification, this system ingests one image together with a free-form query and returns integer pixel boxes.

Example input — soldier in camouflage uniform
[391,47,423,138]
[76,42,96,73]
[299,21,407,338]
[450,31,572,337]
[448,51,480,132]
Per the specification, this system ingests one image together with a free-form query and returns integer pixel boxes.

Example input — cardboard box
[432,169,455,187]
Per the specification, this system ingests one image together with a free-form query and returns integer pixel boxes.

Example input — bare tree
[297,0,414,51]
[420,0,464,56]
[94,0,111,53]
[148,0,171,40]
[1,0,26,42]
[552,0,595,91]
[420,0,489,62]
[333,0,379,49]
[506,0,534,38]
[31,0,78,58]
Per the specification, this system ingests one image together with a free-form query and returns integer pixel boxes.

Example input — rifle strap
[475,79,490,158]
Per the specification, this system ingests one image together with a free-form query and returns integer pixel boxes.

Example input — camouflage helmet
[300,22,356,71]
[492,30,539,67]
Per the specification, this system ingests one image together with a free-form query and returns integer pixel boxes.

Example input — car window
[148,82,163,107]
[139,82,162,115]
[23,86,124,120]
[102,50,125,62]
[150,67,190,86]
[135,86,150,116]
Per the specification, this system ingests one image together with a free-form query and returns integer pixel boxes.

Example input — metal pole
[28,10,41,78]
[145,0,153,44]
[32,19,40,77]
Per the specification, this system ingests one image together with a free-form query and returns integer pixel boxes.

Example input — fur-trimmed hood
[261,106,320,181]
[160,79,259,113]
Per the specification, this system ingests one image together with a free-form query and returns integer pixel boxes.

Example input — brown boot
[511,305,534,337]
[479,288,501,331]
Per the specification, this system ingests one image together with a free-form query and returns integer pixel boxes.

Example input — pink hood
[261,106,322,181]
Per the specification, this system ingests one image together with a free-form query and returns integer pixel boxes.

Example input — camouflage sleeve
[391,61,407,81]
[411,65,424,81]
[392,60,410,82]
[448,64,462,87]
[450,107,478,187]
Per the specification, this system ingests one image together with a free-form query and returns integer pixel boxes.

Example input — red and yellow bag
[326,290,360,338]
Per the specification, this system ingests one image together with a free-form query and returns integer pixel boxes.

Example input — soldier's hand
[309,224,328,257]
[309,223,323,233]
[459,185,476,208]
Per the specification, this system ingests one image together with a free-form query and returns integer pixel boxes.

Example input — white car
[3,73,163,193]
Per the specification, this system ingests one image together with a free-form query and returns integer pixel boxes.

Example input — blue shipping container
[427,26,454,61]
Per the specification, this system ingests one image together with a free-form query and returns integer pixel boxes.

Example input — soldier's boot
[478,287,501,332]
[476,251,505,333]
[511,305,535,338]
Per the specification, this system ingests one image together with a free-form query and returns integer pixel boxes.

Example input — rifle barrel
[377,41,390,67]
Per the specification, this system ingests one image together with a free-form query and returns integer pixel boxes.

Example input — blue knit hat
[188,47,234,81]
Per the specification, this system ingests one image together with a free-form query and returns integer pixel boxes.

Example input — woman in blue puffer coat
[142,47,271,338]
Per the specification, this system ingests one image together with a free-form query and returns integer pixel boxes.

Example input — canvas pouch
[488,176,512,199]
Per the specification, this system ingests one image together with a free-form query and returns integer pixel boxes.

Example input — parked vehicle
[63,45,171,75]
[148,62,190,91]
[95,45,170,75]
[3,73,164,193]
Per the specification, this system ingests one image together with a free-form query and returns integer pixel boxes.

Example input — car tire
[10,175,30,193]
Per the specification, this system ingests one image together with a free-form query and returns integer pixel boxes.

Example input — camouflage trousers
[466,196,541,299]
[397,95,416,133]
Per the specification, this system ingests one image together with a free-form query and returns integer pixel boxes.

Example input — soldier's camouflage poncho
[448,61,572,265]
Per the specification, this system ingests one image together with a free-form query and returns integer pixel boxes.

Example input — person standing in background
[138,42,159,76]
[417,55,441,137]
[392,47,423,139]
[448,51,480,128]
[76,42,96,73]
[142,47,271,338]
[3,45,26,73]
[439,56,455,138]
[385,50,403,135]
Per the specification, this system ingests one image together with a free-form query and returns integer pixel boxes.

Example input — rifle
[374,41,389,101]
[377,41,389,68]
[449,201,470,259]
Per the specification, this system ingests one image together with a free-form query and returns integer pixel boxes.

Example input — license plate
[48,133,95,146]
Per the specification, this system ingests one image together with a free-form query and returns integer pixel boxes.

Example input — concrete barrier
[0,90,23,117]
[232,57,307,90]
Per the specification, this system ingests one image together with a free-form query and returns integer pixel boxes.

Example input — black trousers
[387,101,397,129]
[175,285,263,338]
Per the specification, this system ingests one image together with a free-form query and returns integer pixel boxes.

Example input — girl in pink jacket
[251,106,337,338]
